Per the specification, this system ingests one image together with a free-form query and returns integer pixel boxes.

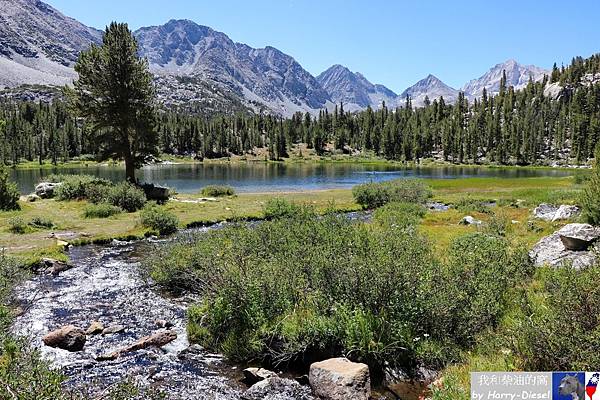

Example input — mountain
[0,0,101,88]
[316,64,398,111]
[134,19,331,116]
[399,74,458,106]
[462,59,549,99]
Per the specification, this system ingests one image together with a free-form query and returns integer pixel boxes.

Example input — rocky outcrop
[35,182,62,198]
[558,223,600,251]
[533,204,580,222]
[42,325,86,352]
[530,224,600,269]
[243,377,314,400]
[309,358,370,400]
[141,183,170,202]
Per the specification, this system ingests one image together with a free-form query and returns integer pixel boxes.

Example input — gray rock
[558,223,600,250]
[26,194,41,202]
[533,204,580,222]
[427,202,450,211]
[460,216,482,226]
[34,258,73,276]
[35,182,62,199]
[530,231,598,269]
[43,325,86,352]
[85,321,104,335]
[533,203,559,221]
[309,358,370,400]
[243,367,278,385]
[552,205,581,222]
[243,377,314,400]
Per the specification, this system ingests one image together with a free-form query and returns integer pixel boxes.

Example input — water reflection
[10,162,574,194]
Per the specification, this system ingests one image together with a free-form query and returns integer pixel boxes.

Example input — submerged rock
[243,377,314,400]
[34,258,73,276]
[309,358,370,400]
[43,325,86,352]
[102,324,125,335]
[98,330,177,361]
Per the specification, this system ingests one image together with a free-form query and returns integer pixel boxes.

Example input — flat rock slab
[557,223,600,250]
[530,232,597,269]
[309,358,370,400]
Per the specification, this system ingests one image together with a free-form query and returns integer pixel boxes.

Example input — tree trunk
[125,156,136,183]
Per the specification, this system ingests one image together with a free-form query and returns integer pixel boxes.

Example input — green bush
[7,217,27,234]
[201,185,236,197]
[106,182,146,212]
[581,148,600,225]
[0,168,20,211]
[514,264,600,371]
[372,202,426,228]
[262,198,307,219]
[140,204,179,235]
[83,203,122,219]
[352,179,430,209]
[147,213,531,372]
[54,175,112,201]
[28,217,54,229]
[454,196,495,214]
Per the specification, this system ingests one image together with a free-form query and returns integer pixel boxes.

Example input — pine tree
[67,22,157,182]
[581,146,600,225]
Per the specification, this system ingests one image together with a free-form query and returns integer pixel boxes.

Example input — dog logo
[586,373,599,400]
[554,373,586,400]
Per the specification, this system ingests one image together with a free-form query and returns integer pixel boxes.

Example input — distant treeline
[1,54,600,166]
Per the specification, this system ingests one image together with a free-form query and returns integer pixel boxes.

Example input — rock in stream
[11,234,245,399]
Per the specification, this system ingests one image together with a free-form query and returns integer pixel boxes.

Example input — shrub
[54,175,112,201]
[106,182,146,212]
[263,198,307,219]
[581,148,600,225]
[201,185,235,197]
[28,217,54,229]
[147,213,531,372]
[84,181,113,204]
[514,264,600,371]
[482,211,512,237]
[454,196,495,214]
[7,217,27,234]
[83,203,122,219]
[353,179,430,209]
[0,168,20,211]
[140,204,179,235]
[372,202,426,228]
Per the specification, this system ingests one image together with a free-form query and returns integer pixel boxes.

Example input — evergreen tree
[67,22,157,182]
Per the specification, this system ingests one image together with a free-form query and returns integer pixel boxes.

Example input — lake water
[10,163,574,194]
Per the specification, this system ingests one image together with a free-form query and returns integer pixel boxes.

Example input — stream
[11,225,247,399]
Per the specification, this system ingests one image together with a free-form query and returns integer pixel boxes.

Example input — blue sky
[46,0,600,93]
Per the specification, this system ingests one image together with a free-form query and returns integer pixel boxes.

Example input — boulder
[43,325,86,352]
[141,183,170,202]
[26,194,41,202]
[533,203,580,221]
[35,182,62,199]
[530,232,597,269]
[558,223,600,250]
[243,367,278,385]
[34,258,73,276]
[309,358,370,400]
[85,321,104,335]
[243,377,314,400]
[533,203,559,221]
[154,319,174,329]
[460,216,482,226]
[552,205,581,222]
